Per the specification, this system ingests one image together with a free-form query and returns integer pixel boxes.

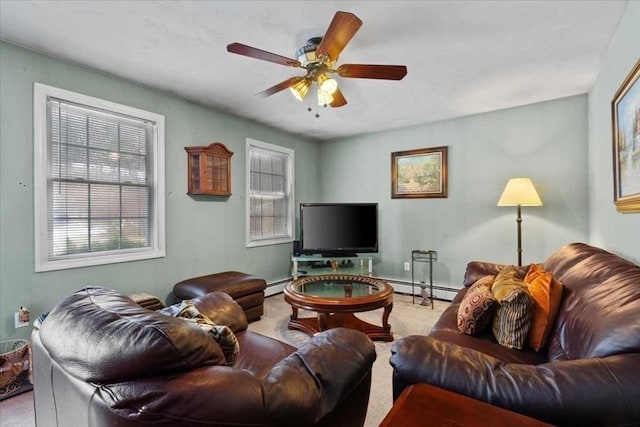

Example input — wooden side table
[380,383,553,427]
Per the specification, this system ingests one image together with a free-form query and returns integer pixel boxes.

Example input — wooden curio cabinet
[185,142,233,196]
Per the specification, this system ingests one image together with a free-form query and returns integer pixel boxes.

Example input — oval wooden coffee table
[284,274,394,341]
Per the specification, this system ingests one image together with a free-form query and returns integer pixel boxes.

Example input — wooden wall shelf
[185,142,233,196]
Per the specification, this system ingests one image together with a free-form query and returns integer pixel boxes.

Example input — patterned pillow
[174,301,240,366]
[490,265,535,349]
[491,265,525,301]
[524,264,564,351]
[492,287,534,349]
[457,275,497,335]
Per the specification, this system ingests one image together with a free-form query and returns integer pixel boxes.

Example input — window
[246,138,294,247]
[34,83,165,271]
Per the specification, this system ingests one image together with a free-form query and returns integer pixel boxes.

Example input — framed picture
[391,146,448,199]
[611,60,640,213]
[611,59,640,213]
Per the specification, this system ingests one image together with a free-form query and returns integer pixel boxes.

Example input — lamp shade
[318,73,338,95]
[289,78,311,101]
[497,178,543,206]
[317,88,334,106]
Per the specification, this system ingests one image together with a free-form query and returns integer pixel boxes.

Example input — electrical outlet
[403,262,411,271]
[15,312,30,328]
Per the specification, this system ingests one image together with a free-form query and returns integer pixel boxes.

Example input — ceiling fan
[226,11,407,109]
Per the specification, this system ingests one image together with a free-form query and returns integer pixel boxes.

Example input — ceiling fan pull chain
[307,106,320,119]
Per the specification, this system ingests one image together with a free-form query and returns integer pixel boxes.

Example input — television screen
[299,203,378,256]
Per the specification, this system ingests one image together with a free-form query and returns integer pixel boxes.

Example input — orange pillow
[524,263,545,282]
[524,264,563,351]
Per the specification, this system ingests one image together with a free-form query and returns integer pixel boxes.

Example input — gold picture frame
[611,59,640,213]
[391,146,448,199]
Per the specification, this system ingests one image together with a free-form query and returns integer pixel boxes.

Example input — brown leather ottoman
[173,271,266,322]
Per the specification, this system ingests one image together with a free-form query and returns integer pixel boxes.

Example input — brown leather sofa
[32,287,376,427]
[390,243,640,426]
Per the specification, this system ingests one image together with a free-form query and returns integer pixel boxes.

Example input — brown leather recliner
[32,287,376,427]
[390,243,640,426]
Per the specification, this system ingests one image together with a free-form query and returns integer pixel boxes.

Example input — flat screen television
[299,203,378,257]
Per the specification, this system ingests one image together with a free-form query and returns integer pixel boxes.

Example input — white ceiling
[0,1,628,141]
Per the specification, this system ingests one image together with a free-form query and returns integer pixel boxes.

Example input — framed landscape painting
[391,146,448,199]
[612,59,640,213]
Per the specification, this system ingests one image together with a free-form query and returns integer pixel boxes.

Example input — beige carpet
[0,292,448,427]
[250,292,448,427]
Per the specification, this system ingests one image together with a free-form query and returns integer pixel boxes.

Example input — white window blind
[246,138,294,247]
[34,83,165,271]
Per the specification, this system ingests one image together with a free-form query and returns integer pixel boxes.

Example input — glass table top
[289,275,386,299]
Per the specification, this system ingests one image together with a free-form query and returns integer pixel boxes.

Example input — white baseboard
[265,280,288,297]
[383,280,458,301]
[265,277,459,301]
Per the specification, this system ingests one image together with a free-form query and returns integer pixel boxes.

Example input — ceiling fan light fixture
[289,78,311,101]
[317,88,334,106]
[318,73,338,95]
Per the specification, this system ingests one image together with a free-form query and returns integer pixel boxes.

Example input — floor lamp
[497,178,543,266]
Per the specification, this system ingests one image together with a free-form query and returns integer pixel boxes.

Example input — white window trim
[245,138,295,248]
[33,83,165,272]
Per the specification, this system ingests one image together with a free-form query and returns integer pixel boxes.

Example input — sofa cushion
[524,264,563,351]
[234,330,297,377]
[40,287,227,383]
[432,288,547,366]
[457,275,497,335]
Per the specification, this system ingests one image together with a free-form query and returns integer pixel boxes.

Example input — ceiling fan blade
[330,88,347,108]
[337,64,408,80]
[257,76,302,97]
[316,11,363,61]
[227,43,300,67]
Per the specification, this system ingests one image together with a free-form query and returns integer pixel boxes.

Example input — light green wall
[2,2,638,341]
[588,1,640,263]
[318,95,590,286]
[0,41,318,340]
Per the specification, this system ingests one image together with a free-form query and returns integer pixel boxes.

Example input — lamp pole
[516,204,522,266]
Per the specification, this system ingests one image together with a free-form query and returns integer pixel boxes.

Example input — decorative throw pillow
[524,263,545,282]
[492,287,534,349]
[174,301,240,366]
[457,275,497,335]
[524,264,564,351]
[490,265,534,349]
[491,265,525,301]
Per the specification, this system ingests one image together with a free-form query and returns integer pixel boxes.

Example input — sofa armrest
[265,328,376,426]
[158,291,248,332]
[390,335,640,426]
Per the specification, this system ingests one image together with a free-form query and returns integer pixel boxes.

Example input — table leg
[290,306,298,320]
[382,302,393,332]
[318,313,329,331]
